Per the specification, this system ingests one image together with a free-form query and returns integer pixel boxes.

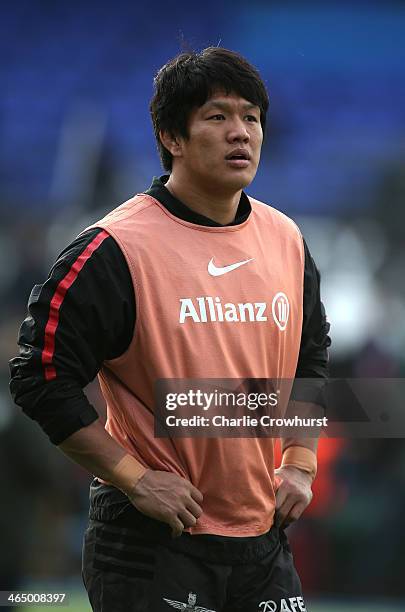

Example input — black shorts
[82,479,307,612]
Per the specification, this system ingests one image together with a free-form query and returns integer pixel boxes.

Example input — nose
[226,117,250,144]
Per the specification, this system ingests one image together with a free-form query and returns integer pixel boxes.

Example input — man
[10,48,330,611]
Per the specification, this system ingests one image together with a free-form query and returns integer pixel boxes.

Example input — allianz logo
[179,293,289,330]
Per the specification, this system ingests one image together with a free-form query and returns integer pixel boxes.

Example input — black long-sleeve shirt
[9,176,331,445]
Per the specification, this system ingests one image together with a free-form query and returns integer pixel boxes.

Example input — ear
[159,130,183,159]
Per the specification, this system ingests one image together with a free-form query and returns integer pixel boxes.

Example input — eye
[207,114,225,121]
[245,114,258,122]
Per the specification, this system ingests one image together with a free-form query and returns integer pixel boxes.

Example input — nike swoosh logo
[208,257,254,276]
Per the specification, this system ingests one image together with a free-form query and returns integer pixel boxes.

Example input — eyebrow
[203,100,259,113]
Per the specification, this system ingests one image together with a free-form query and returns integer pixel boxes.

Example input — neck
[165,172,241,225]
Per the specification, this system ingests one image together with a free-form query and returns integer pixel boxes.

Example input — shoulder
[54,228,122,269]
[79,194,164,249]
[47,228,130,292]
[247,195,303,241]
[89,194,158,230]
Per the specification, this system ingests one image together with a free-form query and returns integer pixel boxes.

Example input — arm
[275,238,331,525]
[59,419,203,536]
[9,229,202,535]
[9,229,132,443]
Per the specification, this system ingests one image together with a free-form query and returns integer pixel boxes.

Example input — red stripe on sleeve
[42,230,110,381]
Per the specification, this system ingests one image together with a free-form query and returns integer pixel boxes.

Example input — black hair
[150,47,269,171]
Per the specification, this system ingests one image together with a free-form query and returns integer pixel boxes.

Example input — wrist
[277,464,313,483]
[281,446,317,482]
[109,454,148,496]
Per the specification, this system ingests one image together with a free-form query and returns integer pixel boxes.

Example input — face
[167,91,263,195]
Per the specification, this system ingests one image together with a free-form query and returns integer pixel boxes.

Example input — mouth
[225,149,251,169]
[225,149,251,161]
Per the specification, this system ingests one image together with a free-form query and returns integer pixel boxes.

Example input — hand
[127,470,204,538]
[274,465,313,527]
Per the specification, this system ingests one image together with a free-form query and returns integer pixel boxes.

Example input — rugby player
[10,47,330,611]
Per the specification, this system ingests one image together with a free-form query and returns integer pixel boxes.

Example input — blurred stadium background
[1,1,405,610]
